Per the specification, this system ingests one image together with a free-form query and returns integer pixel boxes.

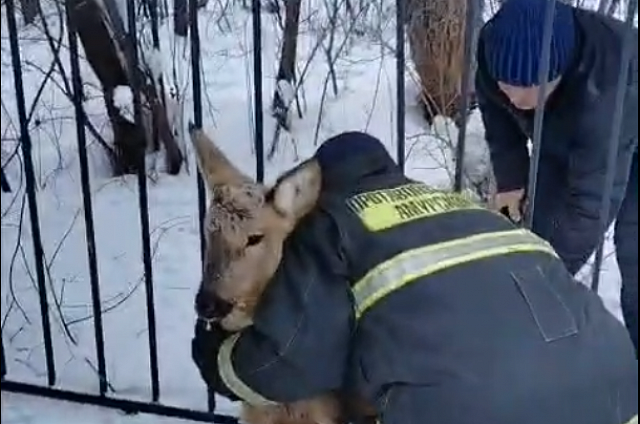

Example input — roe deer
[188,123,376,424]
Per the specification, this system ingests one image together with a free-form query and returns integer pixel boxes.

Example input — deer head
[188,123,322,332]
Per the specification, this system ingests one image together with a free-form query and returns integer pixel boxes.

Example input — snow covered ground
[0,0,630,423]
[2,392,196,424]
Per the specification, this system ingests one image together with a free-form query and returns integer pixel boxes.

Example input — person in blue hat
[475,0,638,356]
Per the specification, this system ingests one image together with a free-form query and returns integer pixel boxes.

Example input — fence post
[65,0,108,396]
[590,0,638,292]
[1,339,6,380]
[125,0,161,402]
[251,0,264,183]
[523,0,558,229]
[453,0,481,192]
[395,0,406,171]
[187,1,215,412]
[4,0,56,386]
[189,0,207,262]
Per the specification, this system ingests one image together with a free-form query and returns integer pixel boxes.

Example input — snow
[275,79,296,111]
[0,0,629,423]
[112,86,135,123]
[2,392,195,423]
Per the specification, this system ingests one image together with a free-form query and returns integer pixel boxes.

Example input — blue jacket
[475,8,638,274]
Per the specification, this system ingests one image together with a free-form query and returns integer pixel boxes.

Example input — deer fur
[188,123,375,424]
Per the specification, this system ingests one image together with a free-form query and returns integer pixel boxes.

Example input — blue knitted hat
[483,0,576,87]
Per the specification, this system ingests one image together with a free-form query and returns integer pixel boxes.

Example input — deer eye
[246,234,264,247]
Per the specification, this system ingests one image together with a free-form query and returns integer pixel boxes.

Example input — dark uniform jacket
[192,132,638,424]
[475,7,638,274]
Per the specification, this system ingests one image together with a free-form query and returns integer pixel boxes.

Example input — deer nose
[195,290,234,320]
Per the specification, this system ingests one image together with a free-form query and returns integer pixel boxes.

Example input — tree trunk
[174,0,188,36]
[67,0,183,176]
[19,0,38,25]
[271,0,302,129]
[174,0,208,37]
[406,0,473,127]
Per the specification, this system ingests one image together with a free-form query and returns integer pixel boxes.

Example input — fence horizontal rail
[1,380,238,423]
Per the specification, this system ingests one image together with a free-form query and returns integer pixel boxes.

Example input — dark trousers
[530,152,638,356]
[615,153,638,356]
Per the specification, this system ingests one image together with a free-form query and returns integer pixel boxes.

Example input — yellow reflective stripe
[353,229,557,319]
[217,333,277,406]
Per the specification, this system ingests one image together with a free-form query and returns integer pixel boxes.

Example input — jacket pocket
[511,263,579,342]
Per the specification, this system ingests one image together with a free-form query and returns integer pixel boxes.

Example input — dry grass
[407,0,467,121]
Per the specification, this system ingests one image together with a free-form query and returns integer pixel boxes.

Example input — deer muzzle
[195,288,234,322]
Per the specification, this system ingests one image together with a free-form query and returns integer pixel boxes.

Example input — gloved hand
[493,188,526,223]
[191,320,240,401]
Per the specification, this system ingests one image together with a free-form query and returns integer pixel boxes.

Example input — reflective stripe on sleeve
[217,333,277,406]
[352,228,557,319]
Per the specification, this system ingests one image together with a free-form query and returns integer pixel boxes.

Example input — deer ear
[187,122,252,189]
[272,159,322,225]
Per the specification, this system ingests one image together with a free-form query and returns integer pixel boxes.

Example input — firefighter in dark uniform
[192,132,638,424]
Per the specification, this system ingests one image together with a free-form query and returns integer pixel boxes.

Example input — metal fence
[0,0,636,422]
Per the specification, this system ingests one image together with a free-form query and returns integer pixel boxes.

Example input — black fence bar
[4,0,57,387]
[125,0,161,402]
[523,0,558,229]
[590,0,638,292]
[453,0,481,192]
[0,380,238,424]
[1,339,6,379]
[65,0,108,395]
[251,0,264,183]
[189,0,208,263]
[395,0,406,171]
[188,4,215,415]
